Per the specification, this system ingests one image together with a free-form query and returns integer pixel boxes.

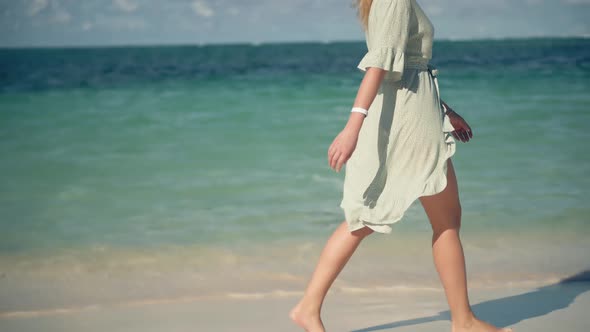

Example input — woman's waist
[404,55,431,70]
[382,56,437,83]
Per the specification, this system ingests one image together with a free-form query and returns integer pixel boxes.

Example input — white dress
[340,0,456,233]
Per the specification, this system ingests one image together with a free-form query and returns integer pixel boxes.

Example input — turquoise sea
[1,38,589,313]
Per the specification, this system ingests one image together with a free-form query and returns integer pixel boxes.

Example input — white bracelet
[351,107,368,117]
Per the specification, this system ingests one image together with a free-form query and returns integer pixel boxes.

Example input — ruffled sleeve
[357,0,411,81]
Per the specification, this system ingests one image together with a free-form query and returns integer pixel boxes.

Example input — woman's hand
[445,105,473,143]
[328,126,360,172]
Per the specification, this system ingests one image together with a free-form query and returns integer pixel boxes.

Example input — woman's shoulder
[370,0,412,18]
[373,0,412,6]
[371,0,412,13]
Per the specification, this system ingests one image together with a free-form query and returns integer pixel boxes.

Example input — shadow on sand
[351,270,590,332]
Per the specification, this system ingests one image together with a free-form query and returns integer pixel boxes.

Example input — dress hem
[339,131,456,235]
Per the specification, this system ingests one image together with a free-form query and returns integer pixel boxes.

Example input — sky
[0,0,589,47]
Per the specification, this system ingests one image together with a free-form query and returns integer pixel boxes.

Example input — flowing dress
[340,0,456,233]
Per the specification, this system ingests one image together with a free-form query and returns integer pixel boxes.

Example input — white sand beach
[0,277,589,332]
[1,233,588,332]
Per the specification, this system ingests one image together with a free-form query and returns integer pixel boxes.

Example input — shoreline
[1,229,588,318]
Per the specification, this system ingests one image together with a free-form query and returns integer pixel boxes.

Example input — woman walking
[289,0,513,331]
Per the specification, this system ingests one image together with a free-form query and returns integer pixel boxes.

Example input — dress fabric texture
[340,0,456,234]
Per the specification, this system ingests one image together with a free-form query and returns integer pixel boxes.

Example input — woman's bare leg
[419,159,512,332]
[289,221,374,332]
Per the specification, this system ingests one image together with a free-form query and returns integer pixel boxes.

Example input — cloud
[95,15,148,31]
[191,0,214,17]
[27,0,49,16]
[26,0,71,24]
[113,0,139,13]
[5,0,589,47]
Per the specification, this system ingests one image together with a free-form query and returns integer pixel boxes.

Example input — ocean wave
[0,38,588,93]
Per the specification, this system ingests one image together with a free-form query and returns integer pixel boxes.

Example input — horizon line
[1,34,588,50]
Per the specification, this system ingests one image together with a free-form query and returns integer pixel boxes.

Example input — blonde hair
[353,0,373,31]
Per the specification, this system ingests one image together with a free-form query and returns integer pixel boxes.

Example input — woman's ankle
[451,310,476,328]
[294,296,322,315]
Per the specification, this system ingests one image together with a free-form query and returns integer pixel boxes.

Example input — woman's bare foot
[452,315,513,332]
[289,300,325,332]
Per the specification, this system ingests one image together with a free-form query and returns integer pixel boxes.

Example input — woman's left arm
[328,67,386,172]
[441,99,473,143]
